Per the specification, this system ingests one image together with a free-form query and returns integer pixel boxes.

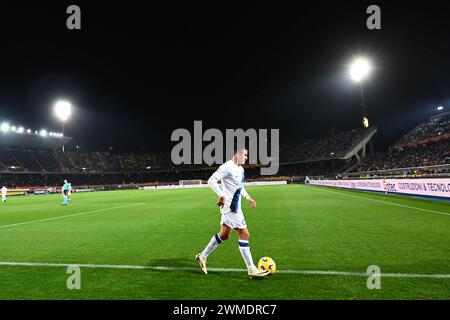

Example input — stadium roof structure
[0,132,72,149]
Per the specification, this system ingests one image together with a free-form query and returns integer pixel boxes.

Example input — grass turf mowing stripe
[0,203,145,229]
[313,186,450,217]
[1,261,450,279]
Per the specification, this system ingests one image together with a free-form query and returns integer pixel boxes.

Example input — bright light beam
[0,122,10,133]
[54,100,72,122]
[350,57,372,82]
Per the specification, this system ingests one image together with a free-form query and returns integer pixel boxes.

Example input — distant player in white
[196,148,270,278]
[1,186,7,202]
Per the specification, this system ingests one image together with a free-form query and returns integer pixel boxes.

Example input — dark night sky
[0,1,450,153]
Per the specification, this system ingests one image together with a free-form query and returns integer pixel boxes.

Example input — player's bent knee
[220,232,231,241]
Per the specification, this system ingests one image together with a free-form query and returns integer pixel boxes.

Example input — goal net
[179,179,203,187]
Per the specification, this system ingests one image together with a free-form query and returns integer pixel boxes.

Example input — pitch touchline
[0,203,145,229]
[313,187,450,217]
[0,261,449,279]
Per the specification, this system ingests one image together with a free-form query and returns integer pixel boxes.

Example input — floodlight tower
[349,57,372,128]
[54,100,72,152]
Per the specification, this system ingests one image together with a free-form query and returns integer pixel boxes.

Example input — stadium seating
[394,111,450,147]
[280,127,370,163]
[348,139,450,176]
[1,122,449,187]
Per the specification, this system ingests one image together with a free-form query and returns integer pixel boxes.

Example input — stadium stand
[394,111,450,147]
[0,125,380,188]
[345,139,450,178]
[338,112,450,179]
[280,127,376,163]
[352,140,450,172]
[1,127,373,169]
[3,120,449,187]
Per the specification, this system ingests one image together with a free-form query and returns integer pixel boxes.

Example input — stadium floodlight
[54,100,72,151]
[11,126,17,132]
[437,106,444,111]
[17,127,24,133]
[0,122,10,133]
[349,56,373,129]
[54,100,72,122]
[39,129,48,137]
[349,57,372,83]
[27,129,31,133]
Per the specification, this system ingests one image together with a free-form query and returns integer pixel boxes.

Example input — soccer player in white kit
[1,186,7,202]
[196,148,270,278]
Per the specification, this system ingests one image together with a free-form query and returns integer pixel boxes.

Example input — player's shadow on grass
[145,258,247,279]
[146,258,200,274]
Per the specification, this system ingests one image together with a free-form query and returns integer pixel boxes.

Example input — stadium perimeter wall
[310,178,450,201]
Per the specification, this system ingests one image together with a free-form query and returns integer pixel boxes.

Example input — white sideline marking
[0,203,145,229]
[0,261,449,279]
[314,187,450,217]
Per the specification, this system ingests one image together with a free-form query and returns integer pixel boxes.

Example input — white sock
[201,234,223,258]
[238,240,256,272]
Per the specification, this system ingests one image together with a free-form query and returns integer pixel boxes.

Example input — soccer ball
[258,257,276,274]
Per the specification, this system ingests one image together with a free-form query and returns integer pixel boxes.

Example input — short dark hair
[233,146,246,155]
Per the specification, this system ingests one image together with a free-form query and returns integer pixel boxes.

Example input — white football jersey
[208,160,249,214]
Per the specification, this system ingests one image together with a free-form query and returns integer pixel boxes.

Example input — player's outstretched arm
[241,187,256,208]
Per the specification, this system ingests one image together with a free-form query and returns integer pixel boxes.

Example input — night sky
[1,1,449,153]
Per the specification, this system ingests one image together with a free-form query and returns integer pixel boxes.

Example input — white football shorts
[220,211,247,229]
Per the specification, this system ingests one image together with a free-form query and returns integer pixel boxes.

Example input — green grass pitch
[0,184,449,300]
